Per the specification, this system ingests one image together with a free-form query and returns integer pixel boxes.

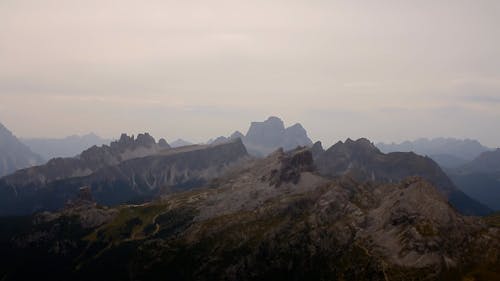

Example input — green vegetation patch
[85,203,170,244]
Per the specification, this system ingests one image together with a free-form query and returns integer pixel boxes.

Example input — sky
[0,0,499,147]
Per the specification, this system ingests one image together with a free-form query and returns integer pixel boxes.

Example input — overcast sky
[1,0,499,147]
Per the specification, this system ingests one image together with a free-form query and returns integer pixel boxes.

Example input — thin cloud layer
[0,0,499,146]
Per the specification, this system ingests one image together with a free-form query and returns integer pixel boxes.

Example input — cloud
[0,1,499,146]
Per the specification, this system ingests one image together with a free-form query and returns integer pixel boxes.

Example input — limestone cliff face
[1,133,167,187]
[0,139,247,215]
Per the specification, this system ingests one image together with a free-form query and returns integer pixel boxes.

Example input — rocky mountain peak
[0,122,12,136]
[285,122,305,132]
[230,131,244,140]
[170,139,193,148]
[245,116,286,147]
[118,133,134,144]
[328,138,381,156]
[311,141,325,160]
[346,137,378,149]
[242,117,313,156]
[315,137,491,215]
[158,138,170,148]
[0,122,44,176]
[266,147,315,187]
[135,133,156,147]
[265,116,285,127]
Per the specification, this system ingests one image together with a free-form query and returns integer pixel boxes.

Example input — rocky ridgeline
[0,138,249,215]
[1,133,169,188]
[2,146,498,280]
[313,138,491,215]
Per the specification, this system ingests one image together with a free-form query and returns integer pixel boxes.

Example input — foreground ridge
[0,148,498,281]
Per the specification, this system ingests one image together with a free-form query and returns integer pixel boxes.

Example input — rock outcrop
[310,141,325,160]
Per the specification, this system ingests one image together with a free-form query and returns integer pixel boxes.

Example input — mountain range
[377,138,491,168]
[0,123,44,177]
[313,138,491,215]
[0,147,498,280]
[21,133,111,161]
[446,149,500,211]
[376,137,500,212]
[207,116,313,157]
[1,117,499,280]
[170,138,194,148]
[0,133,247,216]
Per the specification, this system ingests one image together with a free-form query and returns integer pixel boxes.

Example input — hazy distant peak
[341,137,375,147]
[230,131,244,140]
[287,123,305,129]
[265,116,285,125]
[158,138,169,148]
[136,133,156,147]
[242,116,313,157]
[170,139,194,148]
[284,123,307,135]
[0,122,14,137]
[21,133,111,160]
[0,122,8,131]
[248,116,285,131]
[111,133,160,150]
[376,137,490,163]
[0,122,44,176]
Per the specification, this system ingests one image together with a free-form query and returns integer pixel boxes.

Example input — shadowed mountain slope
[314,138,491,216]
[447,149,500,211]
[0,148,498,281]
[0,137,247,216]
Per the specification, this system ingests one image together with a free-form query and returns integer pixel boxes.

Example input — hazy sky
[1,0,499,147]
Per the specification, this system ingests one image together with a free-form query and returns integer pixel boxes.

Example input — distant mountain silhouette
[0,123,43,177]
[377,138,490,168]
[447,148,500,211]
[315,138,491,216]
[21,133,111,161]
[170,138,194,148]
[455,148,500,174]
[207,117,313,157]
